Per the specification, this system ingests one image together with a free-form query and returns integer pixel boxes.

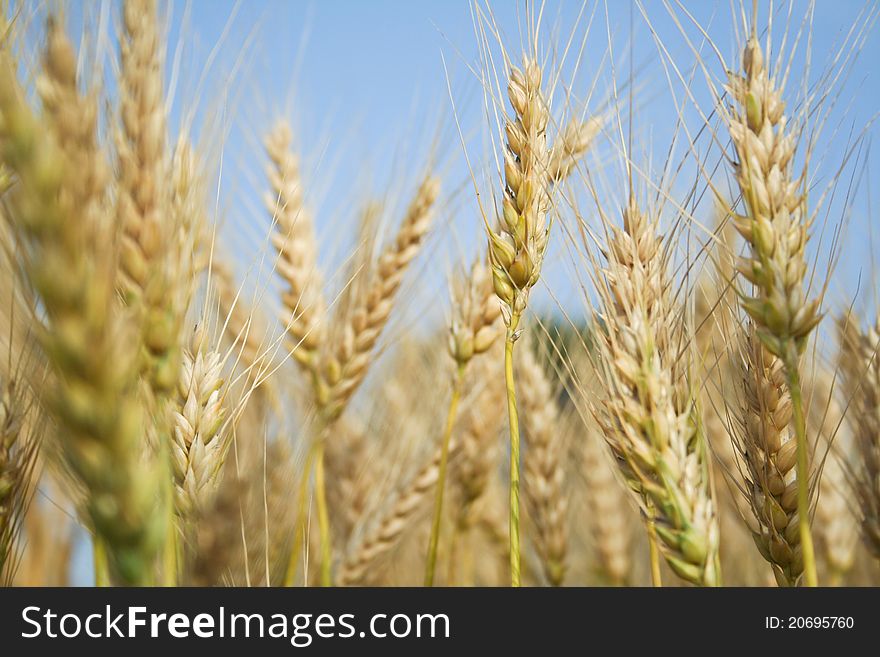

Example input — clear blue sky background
[38,0,879,582]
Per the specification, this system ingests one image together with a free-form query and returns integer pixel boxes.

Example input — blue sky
[52,0,880,317]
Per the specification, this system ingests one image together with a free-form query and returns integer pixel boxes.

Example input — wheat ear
[321,175,440,420]
[338,436,459,586]
[487,57,553,587]
[518,339,567,585]
[171,328,230,519]
[266,121,325,373]
[580,418,631,586]
[809,371,858,584]
[424,258,502,585]
[593,201,720,586]
[725,29,821,585]
[838,315,880,557]
[116,0,184,397]
[1,25,168,584]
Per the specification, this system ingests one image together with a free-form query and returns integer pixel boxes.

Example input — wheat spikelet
[338,436,458,585]
[547,116,601,184]
[265,121,325,373]
[838,314,880,557]
[592,201,720,586]
[171,329,229,518]
[448,259,502,366]
[518,339,567,585]
[1,27,167,584]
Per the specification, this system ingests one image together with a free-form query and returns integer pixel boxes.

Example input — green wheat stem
[646,503,663,587]
[504,318,521,587]
[93,539,109,587]
[314,437,332,586]
[424,362,466,586]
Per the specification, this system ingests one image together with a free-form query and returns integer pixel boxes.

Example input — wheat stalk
[1,24,168,584]
[724,27,821,585]
[424,258,502,585]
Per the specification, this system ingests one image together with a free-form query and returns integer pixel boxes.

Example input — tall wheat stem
[93,541,109,587]
[314,438,331,587]
[504,321,522,587]
[646,505,662,587]
[425,363,466,586]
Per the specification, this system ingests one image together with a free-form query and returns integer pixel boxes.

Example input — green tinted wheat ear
[488,59,551,330]
[266,122,325,373]
[838,315,880,557]
[725,33,821,585]
[0,32,167,584]
[519,340,567,586]
[593,202,720,587]
[117,0,182,395]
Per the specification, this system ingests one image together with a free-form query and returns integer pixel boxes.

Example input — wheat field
[0,0,878,588]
